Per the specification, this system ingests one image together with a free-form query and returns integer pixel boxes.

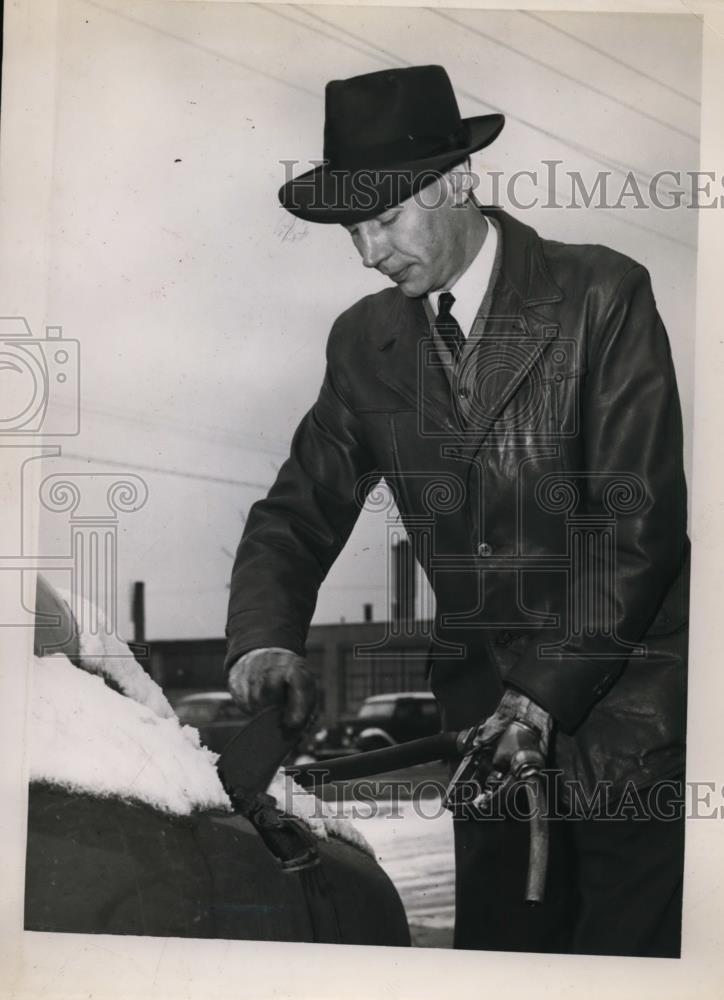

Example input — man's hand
[477,688,552,753]
[227,647,317,731]
[473,688,552,806]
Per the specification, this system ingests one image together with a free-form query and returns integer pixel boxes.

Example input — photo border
[1,1,722,997]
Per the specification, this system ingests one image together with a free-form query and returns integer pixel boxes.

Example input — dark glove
[472,688,552,807]
[227,647,317,731]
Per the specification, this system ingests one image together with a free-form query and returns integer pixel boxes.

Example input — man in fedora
[225,66,689,956]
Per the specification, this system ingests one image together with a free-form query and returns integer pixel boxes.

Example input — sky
[27,1,702,640]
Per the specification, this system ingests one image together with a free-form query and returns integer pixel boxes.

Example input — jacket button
[477,541,493,557]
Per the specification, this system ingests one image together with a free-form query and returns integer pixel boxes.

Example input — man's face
[344,173,469,298]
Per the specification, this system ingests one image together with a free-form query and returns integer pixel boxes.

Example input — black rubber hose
[286,731,461,788]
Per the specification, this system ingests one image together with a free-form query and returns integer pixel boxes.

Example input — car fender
[356,727,396,750]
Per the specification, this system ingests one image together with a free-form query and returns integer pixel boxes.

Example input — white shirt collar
[428,217,498,338]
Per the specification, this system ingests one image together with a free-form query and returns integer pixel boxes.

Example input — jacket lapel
[374,292,460,435]
[464,209,563,447]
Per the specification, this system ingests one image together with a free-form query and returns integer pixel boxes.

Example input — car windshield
[357,700,397,719]
[175,700,220,725]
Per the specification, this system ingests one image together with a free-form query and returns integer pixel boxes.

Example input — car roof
[363,692,435,703]
[175,691,232,704]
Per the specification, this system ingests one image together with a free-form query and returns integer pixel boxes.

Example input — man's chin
[393,274,425,298]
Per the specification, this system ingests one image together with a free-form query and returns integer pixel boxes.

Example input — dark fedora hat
[278,65,504,225]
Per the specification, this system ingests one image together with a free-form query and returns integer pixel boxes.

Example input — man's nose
[356,225,389,269]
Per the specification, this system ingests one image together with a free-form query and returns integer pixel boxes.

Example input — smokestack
[391,537,415,629]
[363,603,373,622]
[131,581,146,642]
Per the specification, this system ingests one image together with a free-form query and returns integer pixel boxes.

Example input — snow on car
[24,575,409,945]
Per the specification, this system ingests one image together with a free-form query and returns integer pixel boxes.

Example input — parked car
[312,692,441,758]
[26,576,410,946]
[174,690,251,754]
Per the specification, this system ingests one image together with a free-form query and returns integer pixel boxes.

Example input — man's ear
[446,158,475,206]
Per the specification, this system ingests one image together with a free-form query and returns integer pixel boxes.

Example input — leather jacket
[226,207,689,795]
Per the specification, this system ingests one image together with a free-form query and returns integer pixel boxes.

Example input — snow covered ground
[344,796,456,936]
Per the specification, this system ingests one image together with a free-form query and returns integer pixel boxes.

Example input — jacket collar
[375,207,563,437]
[486,206,562,309]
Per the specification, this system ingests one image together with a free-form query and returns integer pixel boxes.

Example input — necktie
[434,291,465,365]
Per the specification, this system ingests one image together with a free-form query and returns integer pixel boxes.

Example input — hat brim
[278,113,504,224]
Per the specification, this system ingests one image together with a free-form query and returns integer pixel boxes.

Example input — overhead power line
[86,0,698,199]
[60,451,270,489]
[57,398,291,457]
[523,11,701,107]
[78,0,697,260]
[280,4,688,194]
[282,5,696,252]
[84,0,322,101]
[433,9,698,143]
[263,3,394,66]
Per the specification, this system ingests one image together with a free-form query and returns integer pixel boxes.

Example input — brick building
[139,538,430,723]
[145,617,433,725]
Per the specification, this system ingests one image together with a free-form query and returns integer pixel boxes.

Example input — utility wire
[483,163,696,252]
[262,3,396,66]
[284,4,687,194]
[285,5,696,251]
[57,398,290,457]
[79,2,696,255]
[82,0,322,102]
[523,10,701,107]
[85,0,696,199]
[147,584,232,595]
[285,4,406,68]
[433,9,698,143]
[60,451,270,489]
